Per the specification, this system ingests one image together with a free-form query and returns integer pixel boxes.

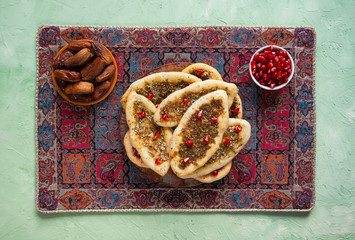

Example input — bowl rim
[249,45,294,91]
[51,39,118,106]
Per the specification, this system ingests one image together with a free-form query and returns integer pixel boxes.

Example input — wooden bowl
[51,39,118,106]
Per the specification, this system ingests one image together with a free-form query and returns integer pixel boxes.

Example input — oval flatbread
[194,161,232,183]
[180,118,251,179]
[123,131,148,168]
[182,63,223,81]
[229,94,243,119]
[170,90,229,177]
[126,92,172,176]
[120,72,201,109]
[154,80,238,127]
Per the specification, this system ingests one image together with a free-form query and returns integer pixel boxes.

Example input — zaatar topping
[136,81,190,105]
[178,99,224,169]
[160,87,220,122]
[204,126,240,165]
[133,102,169,161]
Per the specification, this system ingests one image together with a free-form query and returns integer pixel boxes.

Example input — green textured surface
[0,0,354,239]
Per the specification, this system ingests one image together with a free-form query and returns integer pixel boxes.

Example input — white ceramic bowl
[249,45,294,91]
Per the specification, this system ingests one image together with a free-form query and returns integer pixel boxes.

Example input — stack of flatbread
[121,63,251,183]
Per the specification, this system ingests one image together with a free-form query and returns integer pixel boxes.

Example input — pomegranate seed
[155,104,159,108]
[256,63,262,69]
[259,56,266,63]
[154,131,160,139]
[211,170,219,176]
[251,61,257,69]
[162,114,169,120]
[274,56,279,62]
[271,67,277,73]
[196,69,204,77]
[196,110,203,119]
[204,136,210,143]
[270,83,276,89]
[147,92,153,100]
[287,68,292,74]
[155,158,162,165]
[264,50,271,55]
[269,53,276,59]
[224,139,231,145]
[259,70,263,76]
[183,157,190,164]
[261,65,267,71]
[253,53,259,60]
[211,117,218,123]
[139,111,146,118]
[263,74,268,81]
[186,140,193,146]
[235,125,242,132]
[277,71,282,79]
[252,69,257,74]
[267,62,273,68]
[183,98,188,106]
[279,56,285,62]
[232,108,239,114]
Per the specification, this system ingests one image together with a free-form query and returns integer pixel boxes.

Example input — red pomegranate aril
[139,111,146,118]
[252,69,257,74]
[254,52,259,60]
[271,67,277,73]
[162,114,169,120]
[224,139,231,145]
[267,62,273,68]
[211,117,218,123]
[285,59,291,67]
[259,70,263,76]
[155,158,162,165]
[211,170,218,176]
[147,92,153,100]
[196,110,203,119]
[263,74,268,81]
[232,108,239,114]
[251,61,257,69]
[270,83,276,89]
[186,140,193,146]
[257,63,262,69]
[274,56,279,62]
[204,136,210,144]
[183,157,190,164]
[259,56,266,63]
[196,69,204,77]
[235,125,242,132]
[264,50,271,55]
[154,131,160,139]
[279,56,285,62]
[183,98,188,106]
[261,65,267,71]
[155,104,159,108]
[255,73,259,79]
[288,68,292,74]
[277,71,282,79]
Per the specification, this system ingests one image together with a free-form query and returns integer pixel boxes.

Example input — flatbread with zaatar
[126,92,172,176]
[194,161,232,183]
[154,80,238,127]
[180,118,251,179]
[170,90,229,177]
[123,131,148,168]
[120,72,201,109]
[182,63,223,81]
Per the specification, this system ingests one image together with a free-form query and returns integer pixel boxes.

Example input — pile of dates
[52,40,116,103]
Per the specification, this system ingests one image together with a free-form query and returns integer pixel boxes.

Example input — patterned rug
[36,25,316,212]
